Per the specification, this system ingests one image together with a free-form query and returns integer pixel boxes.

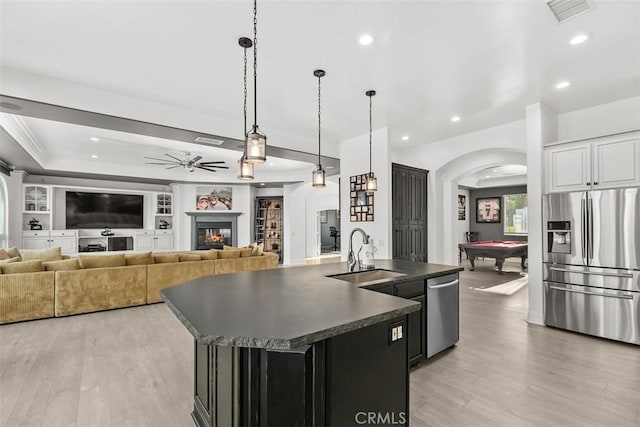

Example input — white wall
[339,128,392,261]
[556,96,640,142]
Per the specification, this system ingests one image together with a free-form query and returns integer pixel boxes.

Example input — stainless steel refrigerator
[543,188,640,345]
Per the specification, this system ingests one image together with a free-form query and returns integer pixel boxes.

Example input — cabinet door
[22,236,50,250]
[593,136,640,189]
[134,235,155,251]
[547,143,591,193]
[24,185,50,212]
[50,236,77,254]
[155,233,174,251]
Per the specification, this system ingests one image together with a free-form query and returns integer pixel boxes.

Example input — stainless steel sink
[328,269,407,285]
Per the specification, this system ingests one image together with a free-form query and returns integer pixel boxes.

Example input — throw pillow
[1,260,43,274]
[6,247,20,259]
[198,250,219,260]
[125,252,155,266]
[251,242,264,256]
[239,247,254,257]
[43,259,81,271]
[179,253,201,262]
[153,253,180,263]
[79,253,126,269]
[20,246,63,262]
[218,249,241,259]
[0,249,9,260]
[0,256,21,264]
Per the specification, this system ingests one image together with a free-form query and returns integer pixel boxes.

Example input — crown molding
[0,113,49,166]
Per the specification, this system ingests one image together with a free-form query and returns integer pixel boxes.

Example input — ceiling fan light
[312,164,326,188]
[245,126,267,163]
[237,155,254,180]
[365,173,377,192]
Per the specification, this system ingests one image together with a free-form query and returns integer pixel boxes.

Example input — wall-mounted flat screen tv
[66,192,144,229]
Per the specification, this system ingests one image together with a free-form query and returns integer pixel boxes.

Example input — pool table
[458,240,528,274]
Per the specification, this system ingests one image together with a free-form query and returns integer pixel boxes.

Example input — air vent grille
[195,136,224,146]
[547,0,592,23]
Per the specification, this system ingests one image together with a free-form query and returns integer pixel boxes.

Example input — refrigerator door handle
[549,267,634,278]
[588,196,594,262]
[549,285,634,300]
[580,198,587,264]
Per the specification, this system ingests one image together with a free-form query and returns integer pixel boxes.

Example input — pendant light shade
[237,37,255,180]
[312,69,326,188]
[245,0,267,164]
[365,90,377,192]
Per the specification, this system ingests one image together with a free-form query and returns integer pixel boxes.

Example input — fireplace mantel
[187,212,241,250]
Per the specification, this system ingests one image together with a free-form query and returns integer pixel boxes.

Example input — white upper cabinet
[23,185,50,213]
[592,136,640,189]
[547,143,591,193]
[546,132,640,193]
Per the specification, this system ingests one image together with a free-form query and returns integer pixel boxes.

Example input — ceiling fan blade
[198,161,227,164]
[166,165,182,169]
[196,166,222,172]
[191,155,203,163]
[144,156,176,163]
[146,162,176,165]
[165,153,183,162]
[200,166,230,171]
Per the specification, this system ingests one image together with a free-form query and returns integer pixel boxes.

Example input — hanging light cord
[253,0,258,130]
[243,45,248,138]
[317,74,322,166]
[369,94,373,174]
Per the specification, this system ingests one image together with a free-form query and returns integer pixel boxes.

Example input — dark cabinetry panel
[392,163,429,262]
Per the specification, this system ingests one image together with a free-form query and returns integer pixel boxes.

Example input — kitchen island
[162,260,462,427]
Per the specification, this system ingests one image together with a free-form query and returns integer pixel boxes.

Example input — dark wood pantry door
[392,163,429,262]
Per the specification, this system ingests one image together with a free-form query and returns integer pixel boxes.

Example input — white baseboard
[526,311,545,326]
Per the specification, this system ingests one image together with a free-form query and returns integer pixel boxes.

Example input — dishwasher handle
[428,279,459,290]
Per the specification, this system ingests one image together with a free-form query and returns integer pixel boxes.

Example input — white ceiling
[458,164,527,188]
[1,1,639,173]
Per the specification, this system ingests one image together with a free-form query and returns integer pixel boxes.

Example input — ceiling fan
[144,151,229,173]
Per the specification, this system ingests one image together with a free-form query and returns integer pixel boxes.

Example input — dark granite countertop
[161,259,463,350]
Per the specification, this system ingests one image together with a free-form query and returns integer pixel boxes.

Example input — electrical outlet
[392,327,398,341]
[397,325,403,339]
[378,239,384,247]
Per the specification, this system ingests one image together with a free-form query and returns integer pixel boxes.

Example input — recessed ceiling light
[485,175,490,178]
[268,162,274,166]
[90,137,99,142]
[451,116,460,122]
[569,34,590,45]
[401,136,409,141]
[556,81,571,89]
[492,169,498,173]
[91,154,99,159]
[359,34,374,46]
[260,183,265,186]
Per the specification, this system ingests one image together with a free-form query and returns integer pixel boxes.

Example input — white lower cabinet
[22,230,78,254]
[134,230,174,252]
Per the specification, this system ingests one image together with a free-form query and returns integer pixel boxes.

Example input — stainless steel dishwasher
[426,273,459,358]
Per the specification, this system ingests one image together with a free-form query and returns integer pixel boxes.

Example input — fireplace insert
[196,221,232,250]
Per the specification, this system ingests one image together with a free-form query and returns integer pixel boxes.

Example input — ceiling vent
[195,136,224,146]
[547,0,593,23]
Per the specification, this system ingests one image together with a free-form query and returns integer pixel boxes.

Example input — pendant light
[312,69,326,188]
[237,37,254,180]
[365,90,377,192]
[245,0,267,163]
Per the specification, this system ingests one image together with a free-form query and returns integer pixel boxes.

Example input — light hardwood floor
[1,260,638,427]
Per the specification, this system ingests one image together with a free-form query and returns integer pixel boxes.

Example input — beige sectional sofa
[0,247,278,324]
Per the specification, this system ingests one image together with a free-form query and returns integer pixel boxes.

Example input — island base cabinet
[192,316,409,427]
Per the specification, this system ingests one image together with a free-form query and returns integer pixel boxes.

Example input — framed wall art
[349,174,374,222]
[458,194,466,220]
[476,197,501,223]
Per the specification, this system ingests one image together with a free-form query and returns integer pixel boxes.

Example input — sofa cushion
[6,247,20,259]
[0,271,55,324]
[249,242,264,256]
[43,259,81,272]
[153,253,180,263]
[218,249,241,259]
[1,260,43,274]
[179,253,201,262]
[0,256,21,265]
[0,249,9,260]
[223,245,253,258]
[79,253,126,269]
[20,246,63,262]
[126,251,155,266]
[198,250,219,260]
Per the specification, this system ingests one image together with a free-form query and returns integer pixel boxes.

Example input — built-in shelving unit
[255,197,283,263]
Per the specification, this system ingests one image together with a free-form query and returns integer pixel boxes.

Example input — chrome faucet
[347,228,370,272]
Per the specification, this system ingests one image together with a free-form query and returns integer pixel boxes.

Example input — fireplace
[196,222,232,250]
[187,212,240,250]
